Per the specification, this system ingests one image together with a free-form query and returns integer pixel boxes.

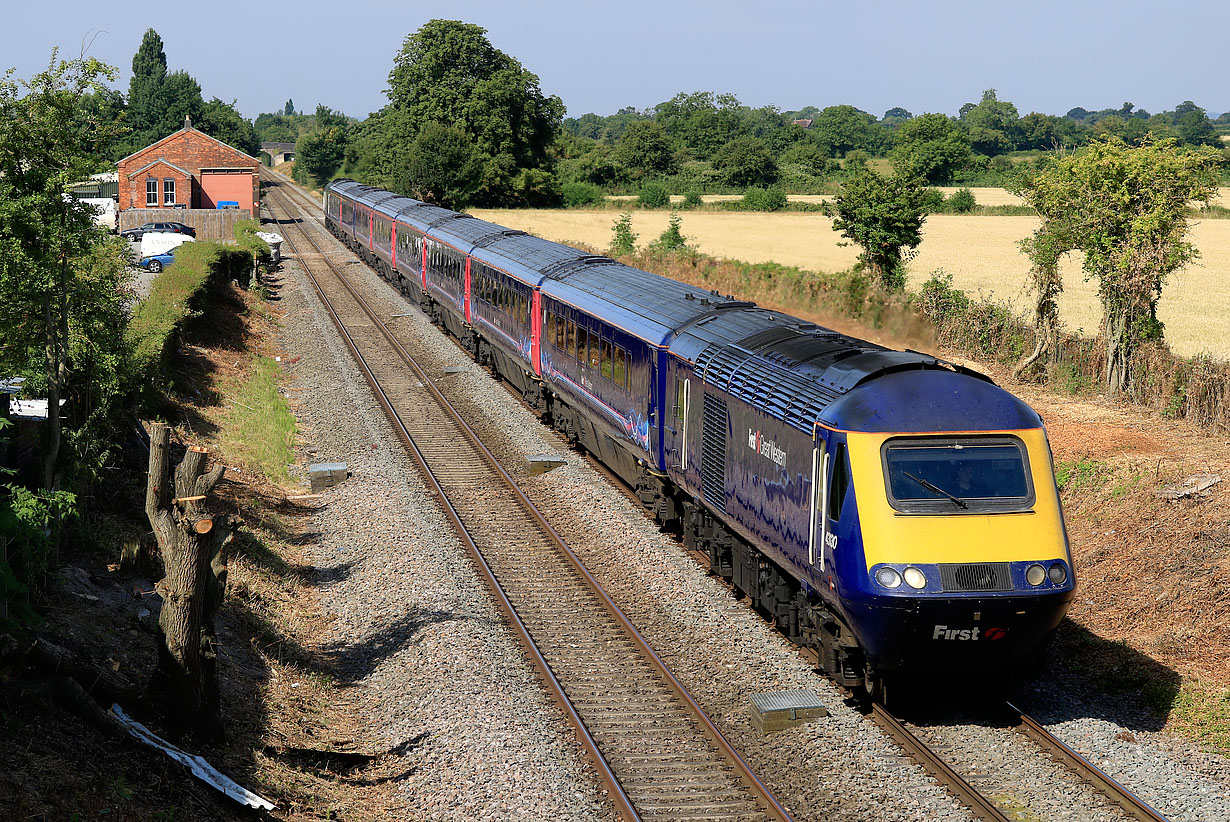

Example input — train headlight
[1048,563,1068,585]
[875,567,902,589]
[903,567,927,589]
[1026,564,1046,586]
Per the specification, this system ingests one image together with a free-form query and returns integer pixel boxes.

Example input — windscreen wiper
[903,471,968,509]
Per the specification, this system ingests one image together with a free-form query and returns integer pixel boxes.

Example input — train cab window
[674,378,685,423]
[600,338,613,381]
[565,321,577,358]
[828,443,849,522]
[882,436,1034,514]
[613,345,627,390]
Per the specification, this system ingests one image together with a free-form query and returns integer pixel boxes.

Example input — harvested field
[470,206,1230,360]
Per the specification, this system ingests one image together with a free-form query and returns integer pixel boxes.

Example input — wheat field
[470,203,1230,360]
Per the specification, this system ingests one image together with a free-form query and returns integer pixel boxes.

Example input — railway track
[262,171,1176,822]
[261,173,796,822]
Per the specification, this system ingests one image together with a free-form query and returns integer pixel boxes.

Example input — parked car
[138,249,176,273]
[120,221,197,241]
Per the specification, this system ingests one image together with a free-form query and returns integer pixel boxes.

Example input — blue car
[139,249,175,273]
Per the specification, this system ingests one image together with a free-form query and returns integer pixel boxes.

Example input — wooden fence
[119,208,251,241]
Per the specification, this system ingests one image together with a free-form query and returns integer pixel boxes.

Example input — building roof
[117,116,258,165]
[126,158,192,179]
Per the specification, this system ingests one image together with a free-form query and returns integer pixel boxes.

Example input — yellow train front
[821,367,1075,682]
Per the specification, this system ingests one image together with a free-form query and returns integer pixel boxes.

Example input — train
[322,178,1076,696]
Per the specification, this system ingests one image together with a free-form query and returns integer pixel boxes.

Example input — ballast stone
[749,689,828,734]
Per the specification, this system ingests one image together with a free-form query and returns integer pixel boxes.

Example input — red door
[463,257,472,323]
[420,240,428,290]
[390,223,397,268]
[530,291,542,376]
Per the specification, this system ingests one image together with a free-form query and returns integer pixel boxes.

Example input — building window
[146,179,158,206]
[163,178,175,205]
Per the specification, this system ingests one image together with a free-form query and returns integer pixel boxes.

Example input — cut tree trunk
[144,422,233,741]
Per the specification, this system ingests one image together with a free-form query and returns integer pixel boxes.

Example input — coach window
[556,313,566,348]
[613,345,627,390]
[547,312,557,347]
[576,327,588,365]
[600,338,613,381]
[565,320,576,358]
[828,443,849,521]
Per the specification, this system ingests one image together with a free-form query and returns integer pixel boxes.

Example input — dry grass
[471,205,1230,360]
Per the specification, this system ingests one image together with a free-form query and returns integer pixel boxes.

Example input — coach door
[463,257,472,323]
[808,431,830,570]
[530,291,542,376]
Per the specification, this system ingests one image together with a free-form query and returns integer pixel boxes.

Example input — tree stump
[144,422,232,741]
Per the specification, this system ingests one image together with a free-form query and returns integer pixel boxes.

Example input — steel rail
[1007,702,1171,822]
[262,176,796,822]
[867,704,1014,822]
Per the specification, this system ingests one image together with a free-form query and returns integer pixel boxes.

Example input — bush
[740,186,788,212]
[947,187,977,213]
[651,212,689,252]
[610,212,637,256]
[561,181,605,208]
[681,190,703,209]
[637,182,670,208]
[919,187,946,212]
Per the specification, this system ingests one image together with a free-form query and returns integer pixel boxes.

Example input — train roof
[471,234,596,287]
[542,258,746,346]
[427,213,515,253]
[669,307,1026,434]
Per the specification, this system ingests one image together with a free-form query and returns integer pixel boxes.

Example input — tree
[144,423,233,740]
[811,104,884,157]
[0,52,128,491]
[198,97,258,155]
[126,29,168,145]
[383,19,563,205]
[653,91,744,159]
[396,122,481,209]
[283,98,294,116]
[890,113,972,184]
[712,136,778,187]
[612,120,676,178]
[1014,137,1220,393]
[293,104,349,187]
[824,168,928,289]
[959,89,1021,155]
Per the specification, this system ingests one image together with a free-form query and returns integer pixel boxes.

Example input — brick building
[117,117,260,213]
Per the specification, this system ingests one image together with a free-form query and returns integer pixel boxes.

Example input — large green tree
[653,91,744,160]
[0,52,129,490]
[810,104,884,157]
[712,136,778,187]
[382,19,563,206]
[612,120,676,178]
[293,105,349,187]
[1014,137,1220,393]
[396,122,481,209]
[126,28,167,148]
[959,89,1021,155]
[890,113,972,184]
[824,168,928,289]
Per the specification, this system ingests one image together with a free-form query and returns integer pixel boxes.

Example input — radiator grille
[939,562,1013,592]
[701,394,728,513]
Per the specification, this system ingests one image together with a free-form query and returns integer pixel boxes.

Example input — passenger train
[323,178,1075,696]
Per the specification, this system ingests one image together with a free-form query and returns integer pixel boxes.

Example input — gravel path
[269,193,1229,821]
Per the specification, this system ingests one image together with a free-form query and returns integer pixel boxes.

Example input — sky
[5,0,1229,122]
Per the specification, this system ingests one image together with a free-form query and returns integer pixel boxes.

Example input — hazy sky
[6,1,1228,121]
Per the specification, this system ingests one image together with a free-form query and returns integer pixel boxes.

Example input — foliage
[610,212,637,256]
[197,97,259,155]
[0,478,77,627]
[824,168,928,289]
[739,186,788,211]
[1014,137,1221,394]
[293,106,349,188]
[637,181,670,208]
[0,52,129,490]
[650,212,690,252]
[959,89,1021,156]
[561,181,605,207]
[681,189,703,209]
[395,122,481,210]
[891,113,972,184]
[712,136,778,187]
[376,19,564,206]
[653,91,744,160]
[225,356,296,484]
[946,187,977,213]
[613,120,676,178]
[810,104,885,157]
